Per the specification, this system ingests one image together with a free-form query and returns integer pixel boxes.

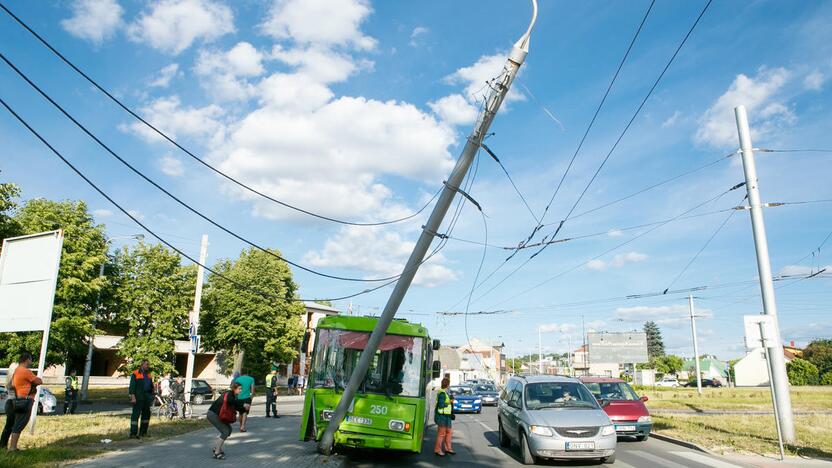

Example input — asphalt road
[340,405,752,467]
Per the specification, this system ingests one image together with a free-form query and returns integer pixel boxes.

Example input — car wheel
[498,419,511,447]
[193,394,205,405]
[520,432,536,465]
[636,434,649,441]
[602,453,616,464]
[476,410,481,414]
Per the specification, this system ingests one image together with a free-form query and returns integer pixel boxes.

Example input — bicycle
[155,395,178,420]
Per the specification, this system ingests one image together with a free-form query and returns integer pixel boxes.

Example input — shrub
[787,358,820,386]
[821,371,832,386]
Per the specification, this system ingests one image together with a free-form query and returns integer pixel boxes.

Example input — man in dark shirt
[128,359,154,438]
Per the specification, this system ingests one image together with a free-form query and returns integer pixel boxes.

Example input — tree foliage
[651,355,684,375]
[0,182,21,240]
[821,371,832,386]
[803,339,832,376]
[787,358,819,386]
[643,321,665,360]
[110,242,194,375]
[0,199,106,367]
[201,247,305,380]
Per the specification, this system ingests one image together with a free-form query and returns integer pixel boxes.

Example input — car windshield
[583,382,640,401]
[310,328,425,397]
[475,384,497,393]
[524,382,598,410]
[449,386,474,396]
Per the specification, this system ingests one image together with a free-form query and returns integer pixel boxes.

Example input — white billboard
[588,331,649,364]
[0,230,64,333]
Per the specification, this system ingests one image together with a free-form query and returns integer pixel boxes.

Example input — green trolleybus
[299,315,441,453]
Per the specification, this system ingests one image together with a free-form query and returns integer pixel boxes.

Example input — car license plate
[565,441,595,451]
[346,416,372,425]
[616,425,637,432]
[462,404,472,408]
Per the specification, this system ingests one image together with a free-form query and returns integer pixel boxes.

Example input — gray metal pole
[184,234,208,405]
[734,105,795,442]
[80,263,105,401]
[688,294,702,395]
[318,3,537,454]
[538,327,543,375]
[759,321,786,460]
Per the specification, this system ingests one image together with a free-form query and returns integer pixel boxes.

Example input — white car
[656,377,681,388]
[0,386,57,414]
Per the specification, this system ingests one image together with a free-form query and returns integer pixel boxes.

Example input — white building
[734,347,797,387]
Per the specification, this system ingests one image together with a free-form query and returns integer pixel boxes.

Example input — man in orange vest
[128,359,154,438]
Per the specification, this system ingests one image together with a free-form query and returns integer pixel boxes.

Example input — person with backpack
[1,352,43,451]
[265,366,279,418]
[207,381,250,460]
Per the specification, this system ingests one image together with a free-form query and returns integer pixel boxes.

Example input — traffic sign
[744,315,777,349]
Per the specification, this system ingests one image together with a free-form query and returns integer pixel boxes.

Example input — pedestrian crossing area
[589,448,744,468]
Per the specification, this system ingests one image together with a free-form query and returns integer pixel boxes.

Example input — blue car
[449,385,482,414]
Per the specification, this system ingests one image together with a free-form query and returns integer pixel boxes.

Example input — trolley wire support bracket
[443,180,483,213]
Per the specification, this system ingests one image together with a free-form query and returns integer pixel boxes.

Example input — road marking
[628,449,687,468]
[476,420,495,432]
[670,451,742,468]
[612,461,637,468]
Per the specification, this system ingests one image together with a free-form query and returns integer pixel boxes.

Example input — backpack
[218,393,237,423]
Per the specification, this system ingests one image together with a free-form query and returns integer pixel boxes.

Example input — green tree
[201,247,305,380]
[787,358,820,386]
[0,182,22,240]
[111,242,194,375]
[651,355,684,375]
[821,371,832,386]
[803,339,832,376]
[644,321,665,360]
[0,199,106,367]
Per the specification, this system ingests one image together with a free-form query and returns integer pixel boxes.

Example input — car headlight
[600,425,616,436]
[474,399,482,404]
[529,425,553,437]
[638,415,652,423]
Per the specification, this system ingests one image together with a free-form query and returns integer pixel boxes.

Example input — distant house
[734,346,797,387]
[682,356,729,384]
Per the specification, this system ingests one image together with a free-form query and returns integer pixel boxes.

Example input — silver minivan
[497,375,617,464]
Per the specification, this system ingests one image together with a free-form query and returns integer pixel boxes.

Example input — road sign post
[184,234,208,405]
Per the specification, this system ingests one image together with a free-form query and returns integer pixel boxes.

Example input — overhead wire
[0,1,441,228]
[0,52,406,284]
[481,143,539,223]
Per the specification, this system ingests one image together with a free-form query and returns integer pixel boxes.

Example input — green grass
[0,413,209,468]
[638,385,832,412]
[43,385,130,402]
[654,414,832,459]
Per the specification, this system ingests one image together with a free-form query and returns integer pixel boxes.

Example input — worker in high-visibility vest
[265,366,279,418]
[63,369,79,415]
[434,377,455,456]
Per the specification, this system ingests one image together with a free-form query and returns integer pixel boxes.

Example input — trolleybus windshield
[310,328,425,397]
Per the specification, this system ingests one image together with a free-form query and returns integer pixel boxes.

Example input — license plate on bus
[346,416,372,425]
[616,425,636,432]
[565,441,595,451]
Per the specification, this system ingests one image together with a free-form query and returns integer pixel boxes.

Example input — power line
[0,2,441,228]
[757,148,832,154]
[0,52,405,284]
[481,143,539,223]
[0,95,412,304]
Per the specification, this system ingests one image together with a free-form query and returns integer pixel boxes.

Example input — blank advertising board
[0,230,64,333]
[588,332,648,364]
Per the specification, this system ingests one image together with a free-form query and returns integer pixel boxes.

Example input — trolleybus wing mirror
[433,339,441,351]
[432,361,442,379]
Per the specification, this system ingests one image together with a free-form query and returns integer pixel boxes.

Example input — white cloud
[128,0,234,55]
[270,45,362,84]
[804,70,825,91]
[410,26,429,47]
[695,67,795,148]
[92,208,113,218]
[615,304,712,327]
[428,94,478,126]
[779,264,831,276]
[444,53,525,105]
[586,251,648,271]
[195,42,265,101]
[149,64,180,88]
[61,0,124,45]
[260,0,376,50]
[127,209,145,221]
[661,110,682,128]
[127,95,225,145]
[304,226,457,287]
[607,229,623,238]
[157,154,185,177]
[539,321,605,334]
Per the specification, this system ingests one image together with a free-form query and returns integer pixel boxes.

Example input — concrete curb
[650,432,712,454]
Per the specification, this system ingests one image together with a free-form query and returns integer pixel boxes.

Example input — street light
[80,233,144,400]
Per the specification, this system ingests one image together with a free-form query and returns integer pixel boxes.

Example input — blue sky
[1,0,831,361]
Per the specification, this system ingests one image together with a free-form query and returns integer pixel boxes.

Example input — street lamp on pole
[80,233,144,401]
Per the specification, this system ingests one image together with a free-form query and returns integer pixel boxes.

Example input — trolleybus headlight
[389,420,406,432]
[321,410,333,421]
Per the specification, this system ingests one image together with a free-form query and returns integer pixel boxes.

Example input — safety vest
[266,372,277,388]
[67,375,79,390]
[436,389,452,415]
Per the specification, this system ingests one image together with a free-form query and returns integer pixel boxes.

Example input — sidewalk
[723,453,832,467]
[653,410,832,416]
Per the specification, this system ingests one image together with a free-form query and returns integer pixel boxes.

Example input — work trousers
[64,389,78,414]
[434,425,454,454]
[130,395,152,437]
[265,391,277,417]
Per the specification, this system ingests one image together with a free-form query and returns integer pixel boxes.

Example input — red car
[579,376,652,441]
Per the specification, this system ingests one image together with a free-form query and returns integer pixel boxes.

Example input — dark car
[685,378,723,388]
[474,383,500,406]
[190,379,215,405]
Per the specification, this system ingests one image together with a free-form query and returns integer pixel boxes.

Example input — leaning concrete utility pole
[688,294,702,395]
[318,1,538,454]
[184,234,208,404]
[734,105,795,442]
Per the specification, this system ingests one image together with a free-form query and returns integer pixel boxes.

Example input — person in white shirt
[160,373,172,401]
